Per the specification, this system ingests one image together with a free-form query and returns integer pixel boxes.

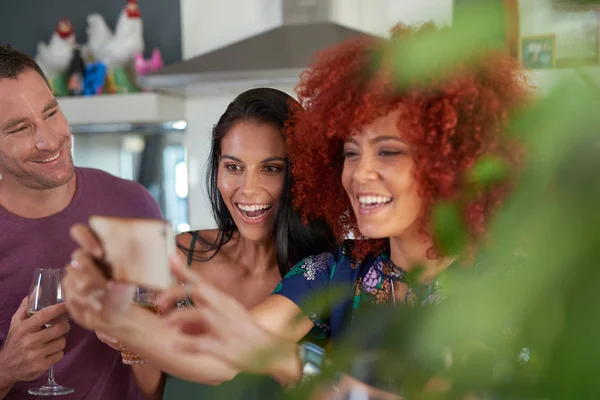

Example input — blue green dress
[163,373,284,399]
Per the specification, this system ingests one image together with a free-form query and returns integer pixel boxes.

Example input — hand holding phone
[88,216,176,289]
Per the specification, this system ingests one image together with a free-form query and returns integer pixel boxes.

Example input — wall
[181,0,454,229]
[180,0,282,59]
[517,0,600,93]
[518,0,600,57]
[518,0,555,37]
[72,134,123,178]
[331,0,452,36]
[386,0,453,29]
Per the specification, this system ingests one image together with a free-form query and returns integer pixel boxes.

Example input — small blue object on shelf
[83,63,107,96]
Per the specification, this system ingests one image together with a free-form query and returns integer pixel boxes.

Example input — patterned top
[275,243,535,396]
[273,242,442,341]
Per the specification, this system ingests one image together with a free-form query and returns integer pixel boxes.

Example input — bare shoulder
[196,229,222,248]
[175,230,228,273]
[175,229,221,251]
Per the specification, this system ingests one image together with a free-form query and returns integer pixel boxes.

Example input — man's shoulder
[76,167,162,218]
[78,167,148,196]
[78,167,135,186]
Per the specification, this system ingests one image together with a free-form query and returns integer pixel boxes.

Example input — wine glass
[118,286,160,365]
[27,268,74,396]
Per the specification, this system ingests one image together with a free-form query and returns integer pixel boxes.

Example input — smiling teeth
[237,204,271,212]
[359,196,392,205]
[40,152,60,163]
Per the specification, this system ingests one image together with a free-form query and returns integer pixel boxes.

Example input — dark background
[0,0,182,65]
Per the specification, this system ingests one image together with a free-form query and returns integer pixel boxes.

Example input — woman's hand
[95,330,121,351]
[62,224,136,331]
[63,249,135,331]
[157,258,295,377]
[70,223,104,260]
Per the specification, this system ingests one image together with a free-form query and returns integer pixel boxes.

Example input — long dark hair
[178,88,335,277]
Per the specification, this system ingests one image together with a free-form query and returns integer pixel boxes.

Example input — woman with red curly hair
[260,23,526,350]
[60,25,528,395]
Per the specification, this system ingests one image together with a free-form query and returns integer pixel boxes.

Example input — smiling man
[0,44,163,399]
[0,76,76,216]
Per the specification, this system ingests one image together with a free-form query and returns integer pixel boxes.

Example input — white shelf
[58,92,185,125]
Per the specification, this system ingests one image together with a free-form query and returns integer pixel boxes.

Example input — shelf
[57,92,186,126]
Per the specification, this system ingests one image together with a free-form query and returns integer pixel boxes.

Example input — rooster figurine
[35,18,77,96]
[84,0,145,94]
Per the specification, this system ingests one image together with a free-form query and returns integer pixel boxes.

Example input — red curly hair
[287,24,530,260]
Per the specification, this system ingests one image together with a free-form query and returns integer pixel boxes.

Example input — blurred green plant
[325,4,599,399]
[317,82,600,400]
[432,201,466,256]
[557,0,600,5]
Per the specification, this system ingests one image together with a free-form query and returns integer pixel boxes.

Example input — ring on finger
[70,257,80,269]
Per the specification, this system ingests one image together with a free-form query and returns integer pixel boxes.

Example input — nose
[34,124,62,152]
[241,169,260,197]
[353,153,378,184]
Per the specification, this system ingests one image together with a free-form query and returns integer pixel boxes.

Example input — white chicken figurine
[85,0,145,93]
[35,18,76,96]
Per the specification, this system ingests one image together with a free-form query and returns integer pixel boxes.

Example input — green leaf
[432,201,467,255]
[468,156,510,186]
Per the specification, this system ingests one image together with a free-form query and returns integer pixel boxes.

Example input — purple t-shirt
[0,167,163,399]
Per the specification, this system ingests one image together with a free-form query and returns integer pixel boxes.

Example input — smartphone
[88,215,176,289]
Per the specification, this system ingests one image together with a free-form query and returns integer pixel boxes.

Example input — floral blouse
[275,242,534,396]
[273,242,442,341]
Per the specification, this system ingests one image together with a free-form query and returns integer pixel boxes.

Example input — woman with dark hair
[183,87,332,279]
[66,87,335,399]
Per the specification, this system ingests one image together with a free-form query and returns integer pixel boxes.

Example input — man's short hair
[0,44,49,84]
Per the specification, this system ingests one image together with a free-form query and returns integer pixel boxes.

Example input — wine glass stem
[47,365,58,387]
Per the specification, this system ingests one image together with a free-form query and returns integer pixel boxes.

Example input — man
[0,44,162,399]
